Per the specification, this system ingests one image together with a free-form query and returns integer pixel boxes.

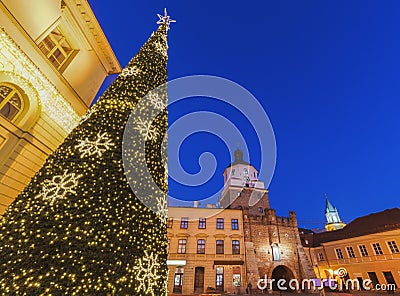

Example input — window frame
[216,218,224,229]
[37,26,78,73]
[180,217,188,229]
[197,239,206,254]
[177,239,187,254]
[318,252,324,261]
[335,248,344,259]
[0,83,24,122]
[358,244,369,257]
[198,218,206,229]
[231,219,239,230]
[372,242,384,255]
[167,218,174,228]
[216,239,224,254]
[387,240,400,254]
[216,266,224,289]
[346,246,356,258]
[232,240,240,254]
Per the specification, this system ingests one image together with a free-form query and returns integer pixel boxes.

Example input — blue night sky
[88,0,400,229]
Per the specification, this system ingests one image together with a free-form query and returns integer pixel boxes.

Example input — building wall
[305,229,400,290]
[221,162,316,292]
[0,0,120,214]
[167,207,246,294]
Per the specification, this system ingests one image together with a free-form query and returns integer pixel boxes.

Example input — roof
[300,208,400,247]
[325,197,336,213]
[67,0,121,74]
[226,148,251,168]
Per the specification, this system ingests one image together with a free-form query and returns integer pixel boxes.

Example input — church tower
[325,196,346,231]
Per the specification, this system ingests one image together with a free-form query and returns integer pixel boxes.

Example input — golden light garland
[0,20,170,295]
[0,28,80,133]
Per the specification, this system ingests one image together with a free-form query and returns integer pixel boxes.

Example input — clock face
[244,176,250,183]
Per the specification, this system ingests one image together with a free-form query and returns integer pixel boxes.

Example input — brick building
[167,149,316,294]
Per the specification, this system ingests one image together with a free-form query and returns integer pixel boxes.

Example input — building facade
[301,208,400,291]
[0,0,120,214]
[167,207,246,294]
[167,149,316,294]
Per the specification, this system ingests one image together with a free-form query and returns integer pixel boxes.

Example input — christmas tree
[0,12,173,296]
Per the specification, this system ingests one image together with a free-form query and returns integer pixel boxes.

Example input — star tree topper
[157,8,176,30]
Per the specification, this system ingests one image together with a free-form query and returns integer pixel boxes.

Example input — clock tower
[218,148,316,288]
[219,148,270,215]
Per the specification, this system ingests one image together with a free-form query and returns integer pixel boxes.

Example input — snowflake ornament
[121,66,141,78]
[134,118,159,141]
[75,132,114,158]
[156,194,168,219]
[133,251,162,296]
[35,170,82,205]
[148,92,167,110]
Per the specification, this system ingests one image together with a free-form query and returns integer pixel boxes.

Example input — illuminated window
[272,244,280,261]
[197,239,206,254]
[232,240,240,254]
[178,239,187,254]
[232,267,241,287]
[180,217,188,229]
[198,218,206,229]
[231,219,239,230]
[335,248,344,259]
[216,218,224,229]
[372,243,383,255]
[167,218,173,228]
[359,245,369,257]
[387,241,399,254]
[346,246,356,258]
[216,267,224,291]
[216,240,224,254]
[174,267,184,293]
[38,27,77,72]
[0,84,23,122]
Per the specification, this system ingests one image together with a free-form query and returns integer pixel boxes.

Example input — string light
[0,17,170,296]
[0,28,80,133]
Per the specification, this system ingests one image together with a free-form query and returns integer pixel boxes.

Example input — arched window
[0,83,23,122]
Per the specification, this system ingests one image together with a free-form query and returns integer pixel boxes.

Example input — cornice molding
[63,0,121,74]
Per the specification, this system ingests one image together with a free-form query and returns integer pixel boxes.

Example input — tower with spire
[325,195,346,231]
[217,149,316,288]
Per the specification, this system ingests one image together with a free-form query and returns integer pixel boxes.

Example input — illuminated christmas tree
[0,12,173,296]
